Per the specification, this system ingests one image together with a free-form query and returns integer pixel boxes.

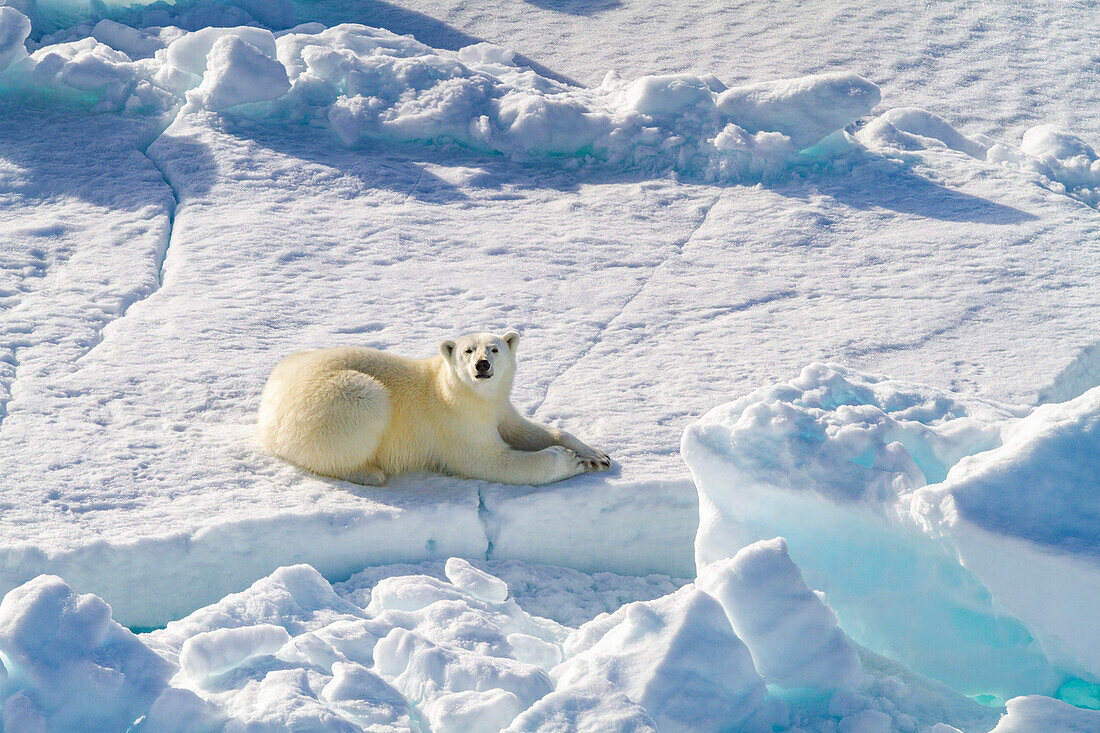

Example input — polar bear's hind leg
[310,369,391,481]
[260,365,391,482]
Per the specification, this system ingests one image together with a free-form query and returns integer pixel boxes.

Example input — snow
[1,0,1099,729]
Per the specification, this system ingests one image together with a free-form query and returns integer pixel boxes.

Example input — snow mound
[555,586,779,733]
[0,575,171,730]
[860,106,1100,208]
[684,363,1100,702]
[0,9,880,179]
[696,537,863,690]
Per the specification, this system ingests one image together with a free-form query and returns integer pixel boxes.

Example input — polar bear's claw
[578,450,611,472]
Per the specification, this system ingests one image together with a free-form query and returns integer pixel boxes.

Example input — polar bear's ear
[503,331,520,352]
[440,340,456,360]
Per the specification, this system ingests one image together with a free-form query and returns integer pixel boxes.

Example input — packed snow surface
[1,0,1099,730]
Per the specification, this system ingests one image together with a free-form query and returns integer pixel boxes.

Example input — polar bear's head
[440,331,520,397]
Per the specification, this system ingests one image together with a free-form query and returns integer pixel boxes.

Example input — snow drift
[859,106,1100,208]
[684,363,1100,703]
[0,7,881,178]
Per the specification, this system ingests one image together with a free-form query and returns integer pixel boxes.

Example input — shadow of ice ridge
[218,113,1037,229]
[773,146,1038,225]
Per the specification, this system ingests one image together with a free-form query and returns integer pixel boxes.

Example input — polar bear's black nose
[475,359,491,373]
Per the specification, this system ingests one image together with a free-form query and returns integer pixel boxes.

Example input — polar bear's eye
[465,348,473,354]
[491,348,498,353]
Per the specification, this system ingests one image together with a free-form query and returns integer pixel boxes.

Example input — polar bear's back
[257,346,422,478]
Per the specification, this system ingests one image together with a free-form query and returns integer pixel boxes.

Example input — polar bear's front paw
[545,446,587,480]
[581,449,611,472]
[572,446,611,472]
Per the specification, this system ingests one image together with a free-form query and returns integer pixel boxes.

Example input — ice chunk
[716,72,880,149]
[504,678,658,732]
[191,34,290,110]
[506,632,562,669]
[457,42,515,66]
[0,575,171,731]
[555,586,781,733]
[178,623,292,682]
[684,364,1079,700]
[626,73,716,115]
[373,627,553,723]
[165,25,278,79]
[141,687,226,733]
[320,662,414,730]
[421,689,527,733]
[366,573,475,614]
[911,385,1100,680]
[988,695,1100,732]
[0,6,30,71]
[90,19,163,59]
[218,667,353,730]
[696,537,863,690]
[146,564,365,658]
[445,557,509,604]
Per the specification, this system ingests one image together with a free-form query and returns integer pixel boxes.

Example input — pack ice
[2,0,1100,730]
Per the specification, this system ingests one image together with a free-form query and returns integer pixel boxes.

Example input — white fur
[256,331,611,485]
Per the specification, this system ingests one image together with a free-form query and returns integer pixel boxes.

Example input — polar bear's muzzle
[474,359,493,379]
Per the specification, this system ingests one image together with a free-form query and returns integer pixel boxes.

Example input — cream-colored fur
[257,331,611,485]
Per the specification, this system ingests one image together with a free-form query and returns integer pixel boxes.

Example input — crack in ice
[74,140,178,365]
[531,191,724,417]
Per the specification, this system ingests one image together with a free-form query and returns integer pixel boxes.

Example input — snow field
[685,363,1100,703]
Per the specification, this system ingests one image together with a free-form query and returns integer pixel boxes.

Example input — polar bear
[256,331,611,485]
